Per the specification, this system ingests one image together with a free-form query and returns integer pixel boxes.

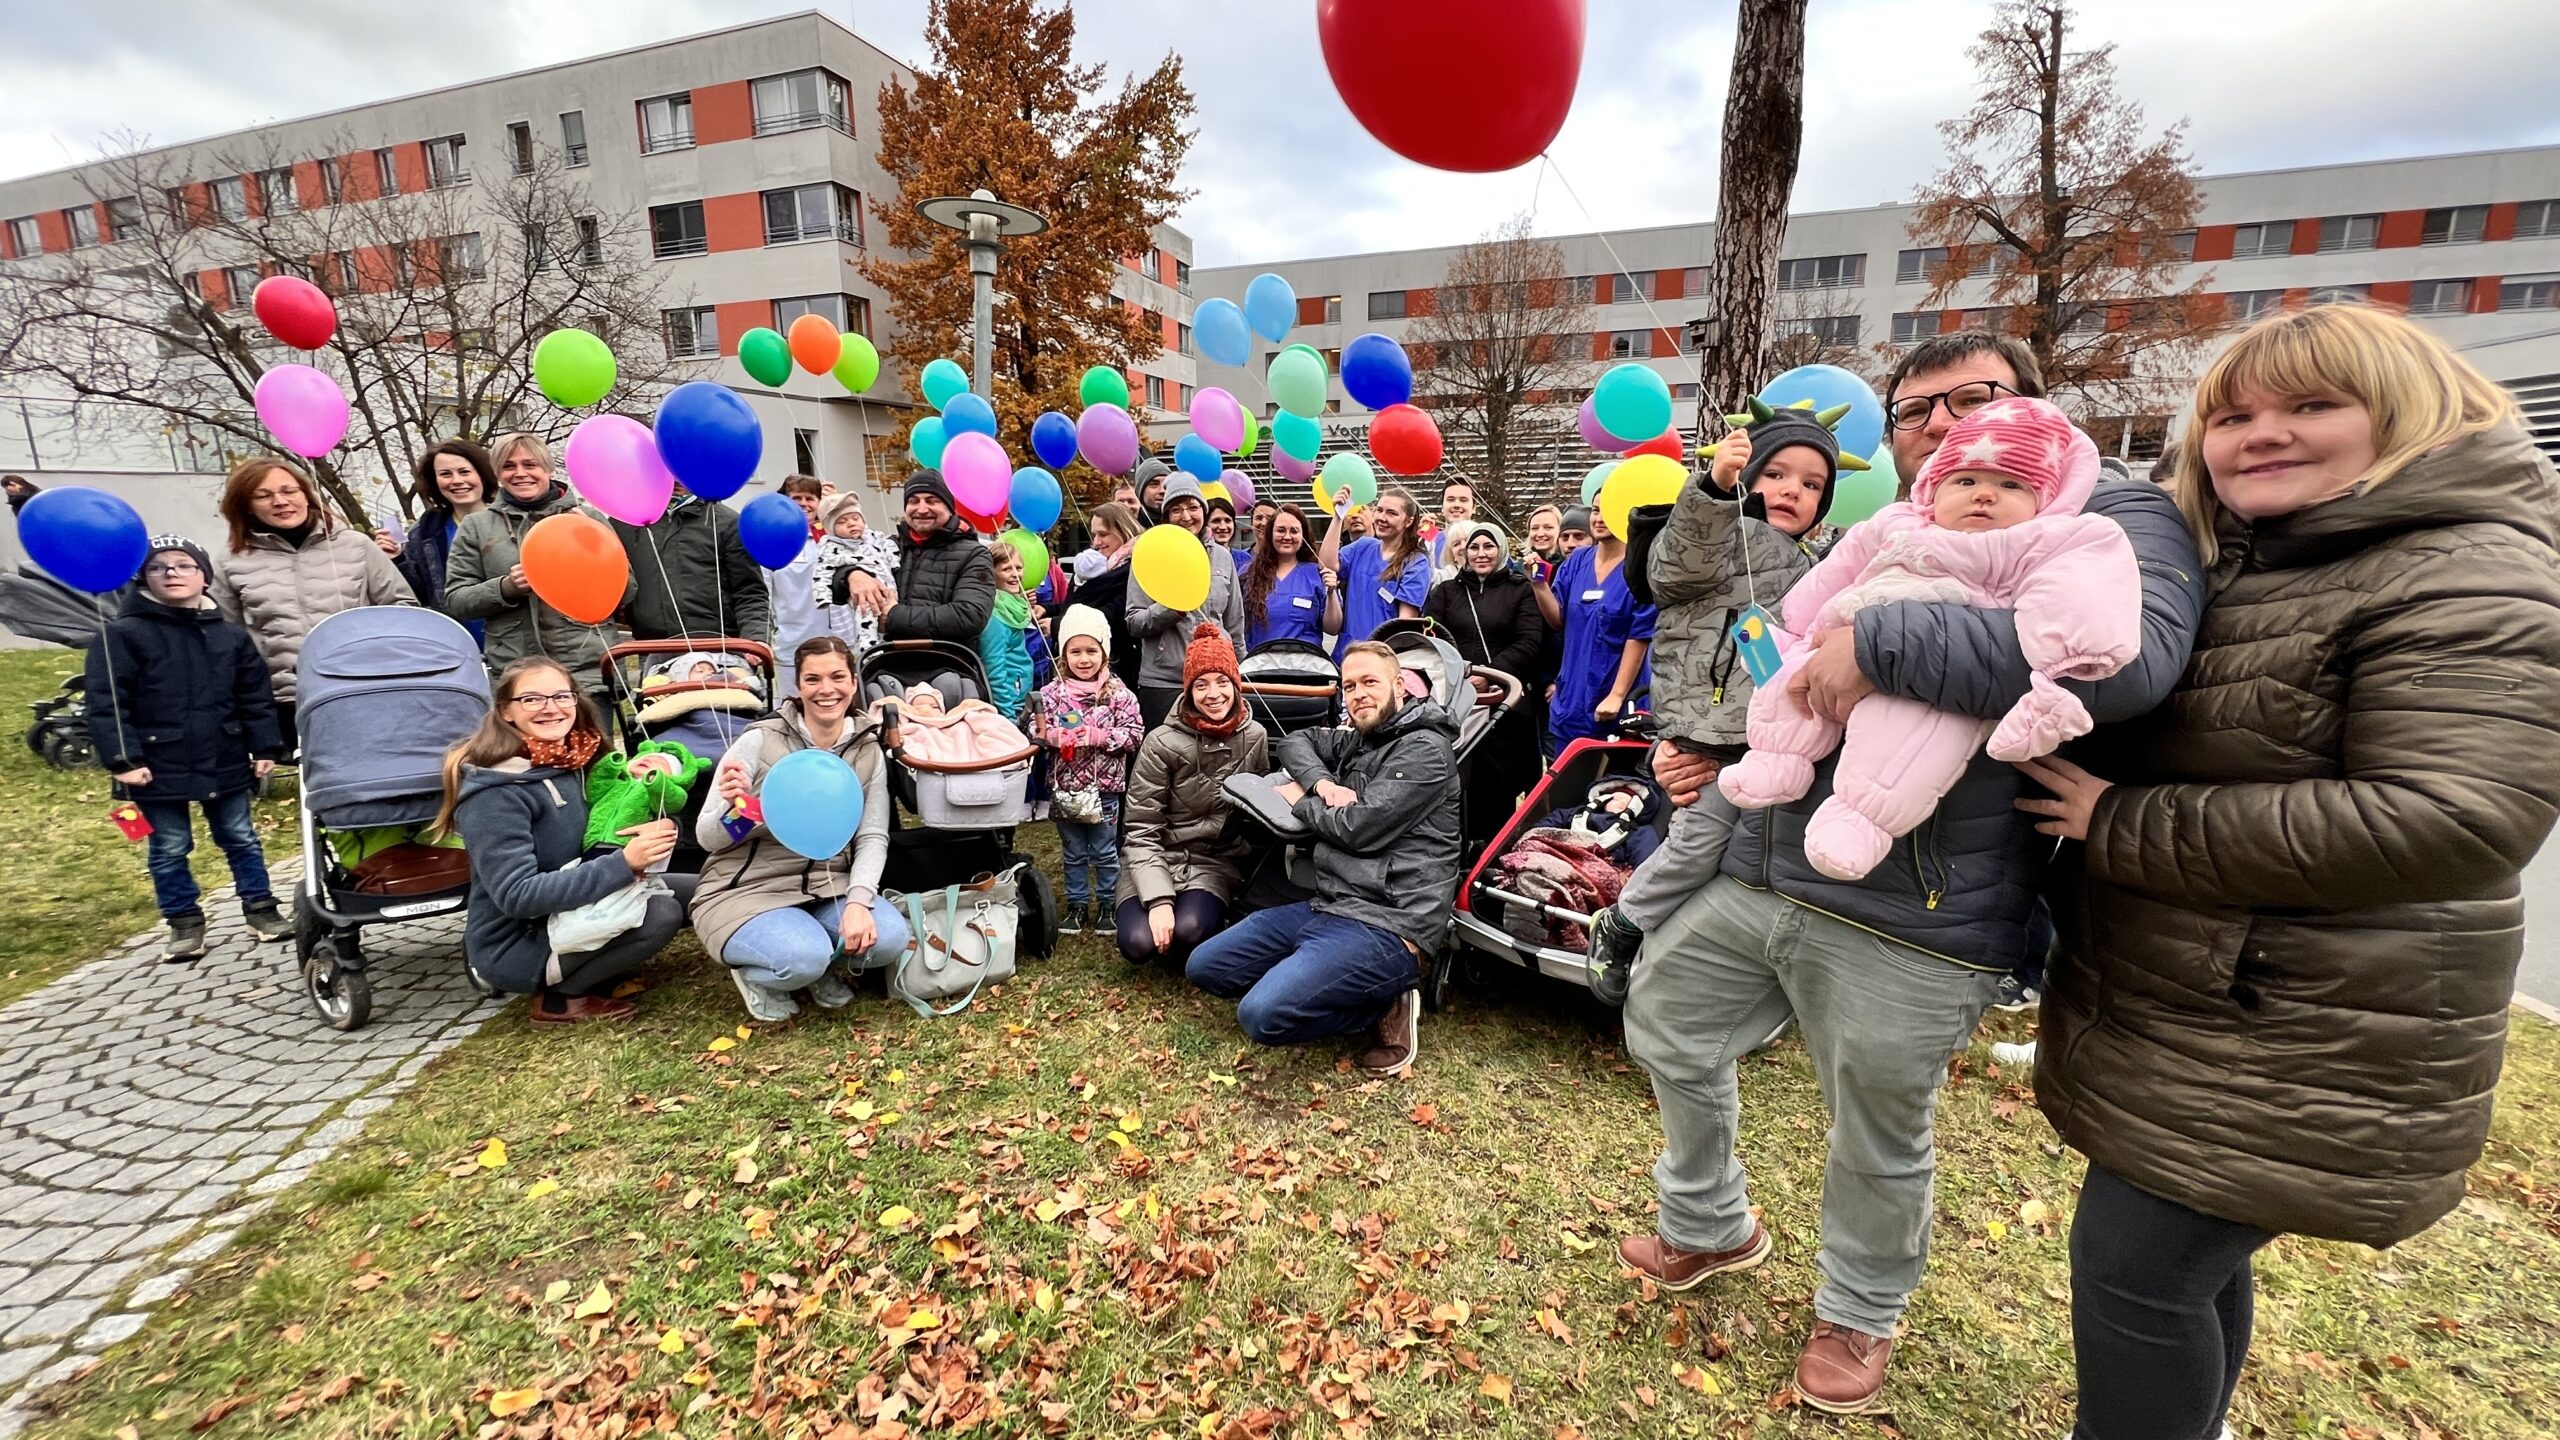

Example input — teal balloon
[1320,451,1378,507]
[909,415,948,469]
[1593,363,1673,444]
[1581,460,1619,506]
[941,391,997,438]
[1244,273,1297,343]
[760,749,865,861]
[920,358,969,410]
[1267,348,1327,417]
[1272,410,1322,463]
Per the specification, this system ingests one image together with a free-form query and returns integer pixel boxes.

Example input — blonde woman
[442,432,633,691]
[2017,303,2560,1440]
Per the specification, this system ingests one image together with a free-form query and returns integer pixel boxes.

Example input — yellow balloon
[1199,481,1231,505]
[1131,524,1211,612]
[1599,454,1688,541]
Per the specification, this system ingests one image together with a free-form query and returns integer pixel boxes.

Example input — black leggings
[1137,685,1181,732]
[2069,1162,2274,1440]
[1116,891,1224,968]
[546,875,696,998]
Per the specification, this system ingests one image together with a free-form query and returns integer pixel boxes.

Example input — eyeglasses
[1887,379,2016,431]
[249,488,304,504]
[508,691,578,711]
[144,561,202,576]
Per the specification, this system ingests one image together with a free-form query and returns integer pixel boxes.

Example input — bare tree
[1764,287,1881,384]
[1694,0,1809,416]
[1908,1,2213,412]
[1405,213,1597,523]
[0,133,696,527]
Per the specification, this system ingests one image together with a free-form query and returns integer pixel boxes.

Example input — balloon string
[1536,152,1682,361]
[95,591,131,785]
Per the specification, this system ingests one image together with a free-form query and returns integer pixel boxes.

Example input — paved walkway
[0,889,497,1436]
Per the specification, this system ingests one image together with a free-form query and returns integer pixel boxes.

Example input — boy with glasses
[86,536,291,961]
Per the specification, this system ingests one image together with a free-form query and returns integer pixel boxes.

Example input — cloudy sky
[6,1,2557,268]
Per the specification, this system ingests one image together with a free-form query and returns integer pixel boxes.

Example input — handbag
[1050,785,1106,825]
[547,857,668,955]
[887,865,1020,1017]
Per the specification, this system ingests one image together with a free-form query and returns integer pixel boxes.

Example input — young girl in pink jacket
[1717,397,2141,881]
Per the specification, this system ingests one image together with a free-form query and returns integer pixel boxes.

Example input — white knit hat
[1057,603,1112,659]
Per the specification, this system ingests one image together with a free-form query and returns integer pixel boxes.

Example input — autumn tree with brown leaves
[865,0,1195,492]
[1908,1,2213,413]
[1405,214,1598,523]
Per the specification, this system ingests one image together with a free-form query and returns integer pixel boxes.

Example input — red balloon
[1317,0,1586,173]
[1369,404,1445,476]
[1626,430,1688,463]
[251,275,337,350]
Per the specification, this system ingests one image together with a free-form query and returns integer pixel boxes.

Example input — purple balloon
[1579,394,1632,454]
[253,364,350,458]
[564,413,676,526]
[941,431,1012,518]
[1272,449,1318,484]
[1076,403,1139,477]
[1220,469,1257,510]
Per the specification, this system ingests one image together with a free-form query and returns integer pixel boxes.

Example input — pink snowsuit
[1716,399,2141,881]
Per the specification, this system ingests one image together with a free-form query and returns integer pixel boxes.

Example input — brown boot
[1793,1320,1894,1415]
[1355,988,1420,1076]
[531,992,638,1026]
[1617,1223,1773,1292]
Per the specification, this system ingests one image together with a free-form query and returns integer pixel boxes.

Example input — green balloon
[1283,343,1325,364]
[1828,449,1898,527]
[1268,349,1327,417]
[833,333,881,394]
[1321,451,1378,507]
[1272,410,1321,463]
[1000,528,1050,580]
[1080,366,1130,409]
[1238,408,1260,459]
[532,328,615,409]
[738,328,792,388]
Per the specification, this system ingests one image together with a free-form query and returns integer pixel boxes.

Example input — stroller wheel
[1420,946,1457,1013]
[1018,864,1059,959]
[302,946,372,1031]
[24,721,47,757]
[39,728,93,771]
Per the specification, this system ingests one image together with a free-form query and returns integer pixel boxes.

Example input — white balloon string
[1535,152,1681,355]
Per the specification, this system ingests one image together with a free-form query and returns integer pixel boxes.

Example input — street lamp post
[916,189,1049,398]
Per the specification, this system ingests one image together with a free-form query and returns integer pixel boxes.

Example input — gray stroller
[2,564,120,771]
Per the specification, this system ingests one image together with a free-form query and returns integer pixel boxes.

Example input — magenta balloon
[251,364,350,458]
[1579,394,1632,454]
[1076,404,1140,476]
[1220,469,1257,509]
[1190,387,1245,452]
[941,431,1012,517]
[1272,449,1318,484]
[564,413,676,526]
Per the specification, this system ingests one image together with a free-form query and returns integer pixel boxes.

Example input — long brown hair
[409,439,496,517]
[1244,502,1311,619]
[1373,488,1423,580]
[219,456,338,554]
[429,658,602,840]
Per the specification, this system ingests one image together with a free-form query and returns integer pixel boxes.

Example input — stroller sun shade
[296,607,491,827]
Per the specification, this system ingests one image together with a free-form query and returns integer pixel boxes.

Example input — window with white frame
[425,135,468,187]
[2306,284,2369,306]
[222,265,261,306]
[1175,257,1192,289]
[106,195,142,240]
[649,201,706,258]
[2420,205,2487,246]
[64,206,99,248]
[209,176,247,221]
[318,157,342,205]
[794,428,820,474]
[2228,289,2284,322]
[1896,247,1944,284]
[257,169,295,214]
[1176,323,1192,356]
[1890,310,1942,344]
[772,294,871,334]
[1682,266,1707,298]
[560,111,589,167]
[1777,314,1860,347]
[507,123,534,175]
[2229,221,2289,258]
[762,183,861,246]
[2058,302,2106,334]
[1777,253,1865,290]
[2316,214,2379,253]
[664,306,719,359]
[520,222,547,269]
[439,232,486,281]
[2166,229,2197,260]
[751,69,851,136]
[1608,329,1653,357]
[375,147,400,196]
[2515,200,2559,240]
[575,216,601,267]
[2406,278,2472,315]
[1146,375,1167,409]
[1368,290,1408,321]
[6,216,37,254]
[2500,275,2557,312]
[638,94,694,154]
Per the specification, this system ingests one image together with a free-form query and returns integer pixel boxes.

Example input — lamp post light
[916,188,1049,399]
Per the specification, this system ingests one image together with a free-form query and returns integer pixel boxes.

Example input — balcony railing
[653,235,708,259]
[763,217,865,247]
[565,142,590,167]
[753,109,853,138]
[640,127,696,156]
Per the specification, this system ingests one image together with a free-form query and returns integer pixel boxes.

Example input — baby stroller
[859,638,1059,958]
[1450,734,1663,993]
[1238,638,1340,735]
[2,564,115,771]
[291,607,490,1030]
[601,640,777,873]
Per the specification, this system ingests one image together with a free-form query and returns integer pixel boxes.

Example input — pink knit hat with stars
[1911,397,2101,521]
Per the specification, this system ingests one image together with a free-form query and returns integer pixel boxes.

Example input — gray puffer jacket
[1717,478,2206,968]
[442,484,633,682]
[211,524,415,706]
[1276,698,1464,953]
[1128,545,1246,689]
[1116,709,1271,907]
[1643,476,1822,750]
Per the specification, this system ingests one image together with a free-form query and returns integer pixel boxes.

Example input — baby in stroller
[631,649,768,763]
[1487,776,1668,951]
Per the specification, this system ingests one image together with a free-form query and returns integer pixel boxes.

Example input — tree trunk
[1696,0,1810,424]
[2031,3,2065,389]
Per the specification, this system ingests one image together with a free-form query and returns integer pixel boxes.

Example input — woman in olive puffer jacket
[2017,304,2560,1440]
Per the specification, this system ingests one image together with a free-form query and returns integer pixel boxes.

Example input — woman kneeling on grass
[438,658,691,1024]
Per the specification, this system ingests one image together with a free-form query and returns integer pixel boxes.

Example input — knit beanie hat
[1734,408,1843,527]
[1160,473,1206,514]
[145,534,214,579]
[1911,396,2100,521]
[1181,620,1241,692]
[819,492,867,530]
[1057,603,1112,659]
[903,469,957,509]
[1559,506,1593,536]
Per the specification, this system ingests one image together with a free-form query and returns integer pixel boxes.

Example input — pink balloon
[1272,449,1318,484]
[564,414,675,526]
[1190,387,1245,452]
[251,364,350,458]
[1220,469,1257,509]
[1579,394,1631,454]
[1076,404,1139,477]
[941,431,1011,517]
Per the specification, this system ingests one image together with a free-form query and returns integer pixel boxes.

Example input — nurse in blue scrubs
[1319,488,1431,660]
[1243,503,1332,649]
[1536,503,1654,756]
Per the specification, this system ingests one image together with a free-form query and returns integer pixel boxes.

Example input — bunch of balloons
[730,317,879,396]
[244,276,353,458]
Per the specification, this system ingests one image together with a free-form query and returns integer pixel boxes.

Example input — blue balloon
[1243,273,1297,343]
[1174,434,1223,483]
[651,381,762,501]
[941,390,997,439]
[909,416,948,469]
[738,491,810,569]
[1030,410,1079,469]
[919,358,969,411]
[1009,467,1064,533]
[1759,363,1887,465]
[1194,298,1252,368]
[1592,363,1673,445]
[17,486,148,594]
[1340,332,1414,410]
[759,747,865,861]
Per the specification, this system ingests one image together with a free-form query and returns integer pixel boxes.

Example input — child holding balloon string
[1032,605,1144,935]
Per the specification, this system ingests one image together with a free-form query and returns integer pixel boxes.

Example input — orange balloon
[787,314,842,375]
[520,512,628,625]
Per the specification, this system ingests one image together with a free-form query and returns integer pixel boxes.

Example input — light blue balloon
[760,748,865,861]
[919,358,969,410]
[1195,298,1252,368]
[909,415,948,469]
[1272,409,1322,463]
[1175,434,1223,483]
[1581,460,1619,506]
[1009,467,1064,532]
[1759,363,1887,464]
[1593,363,1673,444]
[1244,273,1296,343]
[941,391,997,439]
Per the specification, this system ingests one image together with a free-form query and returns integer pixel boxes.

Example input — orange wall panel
[2470,276,2504,314]
[198,269,232,311]
[293,160,326,211]
[33,210,69,253]
[1296,296,1329,326]
[341,152,380,203]
[2376,210,2423,249]
[394,143,428,196]
[2288,218,2322,256]
[1407,288,1434,318]
[2191,225,2236,262]
[1593,273,1615,304]
[1589,331,1610,362]
[713,301,768,353]
[704,192,763,253]
[2484,203,2519,243]
[2368,279,2412,308]
[1655,269,1684,301]
[695,81,754,146]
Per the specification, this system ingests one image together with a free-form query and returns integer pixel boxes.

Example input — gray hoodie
[1126,474,1247,687]
[1275,697,1464,952]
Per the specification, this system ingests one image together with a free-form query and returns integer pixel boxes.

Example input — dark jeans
[1184,900,1418,1046]
[1056,797,1120,907]
[2070,1162,2274,1440]
[1137,685,1181,732]
[1116,891,1223,968]
[545,874,695,1000]
[138,789,273,920]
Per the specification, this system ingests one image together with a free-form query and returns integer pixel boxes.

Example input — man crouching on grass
[1185,642,1461,1075]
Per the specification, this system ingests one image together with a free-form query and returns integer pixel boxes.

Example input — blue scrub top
[1248,560,1328,649]
[1334,535,1430,659]
[1547,545,1656,747]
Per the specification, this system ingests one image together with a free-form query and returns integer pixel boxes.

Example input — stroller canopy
[1382,630,1477,729]
[296,607,491,826]
[0,565,121,649]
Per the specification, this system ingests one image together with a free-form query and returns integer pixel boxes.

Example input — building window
[649,201,707,258]
[575,216,602,267]
[2499,276,2557,312]
[751,69,851,136]
[2228,289,2284,322]
[794,428,821,475]
[425,135,469,188]
[762,183,861,246]
[639,94,695,154]
[162,186,192,227]
[560,111,589,167]
[507,123,534,176]
[1176,323,1192,356]
[2057,303,2106,334]
[256,169,295,215]
[1777,253,1865,290]
[2420,205,2487,246]
[1175,257,1192,290]
[1896,247,1944,285]
[1146,375,1167,409]
[105,196,143,241]
[2316,214,2379,253]
[221,265,261,307]
[318,157,342,206]
[2514,200,2559,241]
[664,306,718,359]
[1890,310,1942,344]
[375,147,401,196]
[773,293,870,334]
[1777,314,1860,347]
[209,176,247,222]
[2229,222,2288,259]
[1608,329,1651,357]
[1367,290,1407,321]
[520,222,547,268]
[2166,229,2197,260]
[1683,266,1707,298]
[2405,278,2472,316]
[2306,284,2369,306]
[439,232,486,281]
[61,205,98,249]
[5,216,37,254]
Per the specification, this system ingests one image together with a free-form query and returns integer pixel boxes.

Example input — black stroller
[599,639,778,875]
[1238,638,1341,735]
[2,564,118,771]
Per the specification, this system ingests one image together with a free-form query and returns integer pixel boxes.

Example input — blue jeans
[720,895,910,991]
[1185,900,1419,1046]
[138,789,273,920]
[1055,797,1120,907]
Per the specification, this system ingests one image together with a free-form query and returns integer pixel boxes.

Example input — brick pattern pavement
[0,889,498,1435]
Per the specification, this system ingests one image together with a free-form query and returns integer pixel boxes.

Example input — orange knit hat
[1182,621,1241,692]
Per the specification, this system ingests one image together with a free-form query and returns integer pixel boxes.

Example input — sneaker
[1990,1040,2039,1067]
[807,971,857,1010]
[1618,1223,1773,1292]
[530,992,637,1025]
[1356,988,1420,1076]
[1586,905,1642,1007]
[730,968,800,1024]
[1058,901,1087,936]
[1992,973,2041,1013]
[243,901,293,943]
[1793,1320,1894,1415]
[160,915,208,964]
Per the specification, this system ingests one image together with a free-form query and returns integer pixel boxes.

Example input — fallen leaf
[116,1428,141,1440]
[542,1280,571,1305]
[1479,1373,1515,1404]
[908,1309,942,1329]
[733,1155,759,1185]
[878,1205,918,1230]
[706,1036,737,1053]
[1118,1111,1142,1133]
[734,1024,752,1039]
[523,1178,559,1201]
[886,1067,906,1082]
[1986,1219,2009,1242]
[1558,1226,1596,1253]
[475,1138,508,1169]
[190,1395,255,1431]
[1410,1103,1438,1126]
[2020,1198,2055,1229]
[1033,1282,1059,1315]
[657,1329,686,1355]
[318,1374,361,1403]
[849,1100,876,1122]
[1674,1364,1723,1396]
[573,1282,614,1319]
[487,1388,541,1418]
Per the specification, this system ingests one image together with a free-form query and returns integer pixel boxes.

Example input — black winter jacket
[611,497,772,644]
[1424,566,1546,683]
[84,593,283,802]
[393,509,460,610]
[851,518,995,646]
[1277,698,1465,952]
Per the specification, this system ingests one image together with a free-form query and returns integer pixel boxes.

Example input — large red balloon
[251,275,337,350]
[1626,430,1688,463]
[1317,0,1586,173]
[1369,404,1445,476]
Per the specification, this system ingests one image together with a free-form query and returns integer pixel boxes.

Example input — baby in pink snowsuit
[1716,397,2141,881]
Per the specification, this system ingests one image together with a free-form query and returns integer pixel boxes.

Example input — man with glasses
[1621,333,2208,1413]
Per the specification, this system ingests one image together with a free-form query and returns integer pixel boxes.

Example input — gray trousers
[1614,792,1739,931]
[1622,875,2000,1336]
